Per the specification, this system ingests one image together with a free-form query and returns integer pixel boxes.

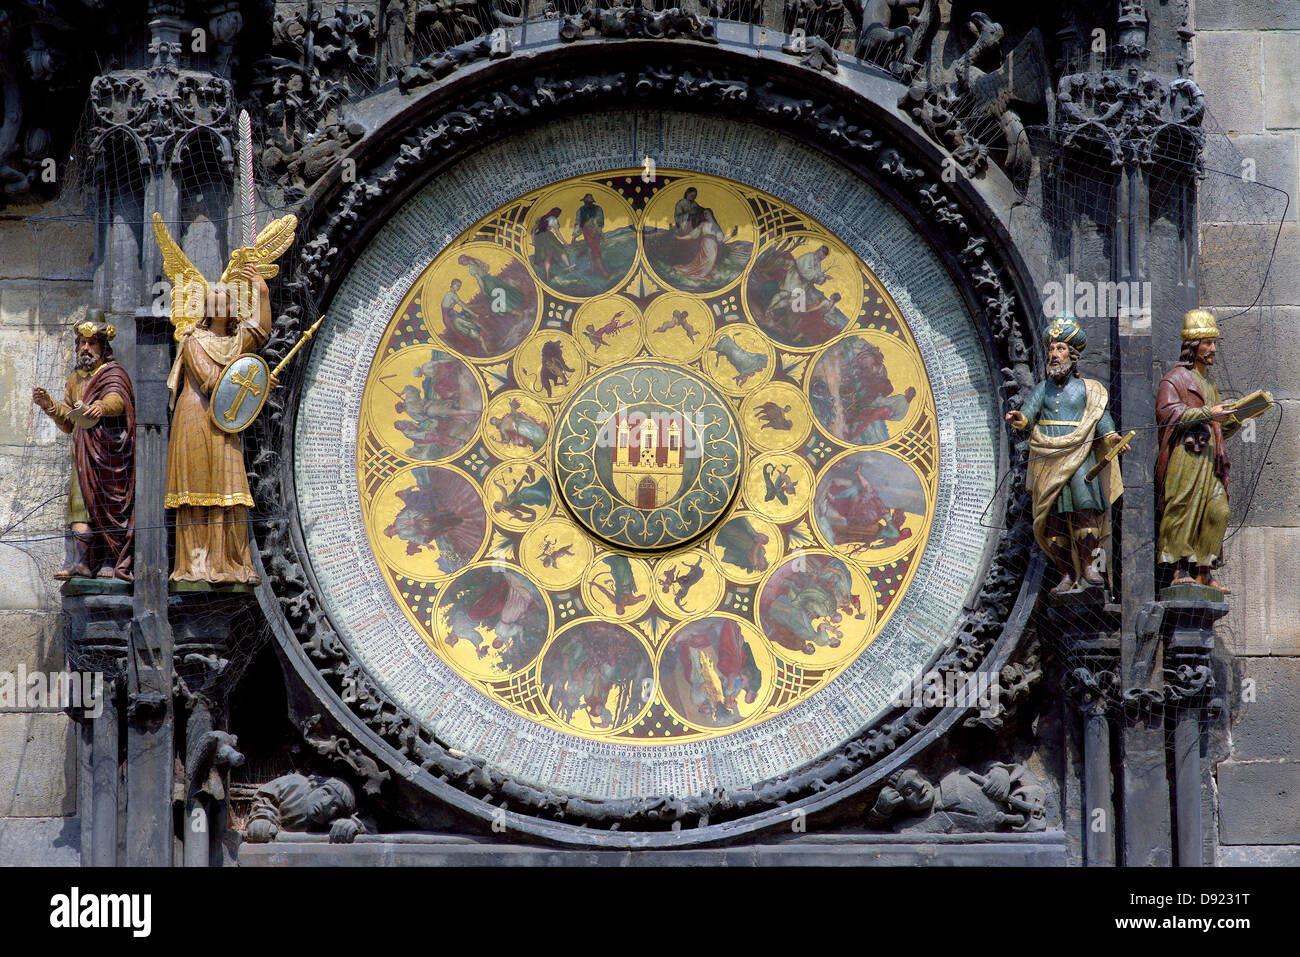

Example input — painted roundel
[553,362,743,551]
[300,134,999,801]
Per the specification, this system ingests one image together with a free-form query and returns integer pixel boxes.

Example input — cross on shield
[210,353,272,434]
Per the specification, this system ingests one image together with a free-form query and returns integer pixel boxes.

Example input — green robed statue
[1006,315,1125,594]
[1156,309,1270,593]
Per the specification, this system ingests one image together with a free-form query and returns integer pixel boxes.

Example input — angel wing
[151,213,208,341]
[220,213,298,282]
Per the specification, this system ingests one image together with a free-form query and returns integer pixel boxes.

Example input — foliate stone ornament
[1052,2,1205,172]
[1062,662,1119,718]
[88,29,235,170]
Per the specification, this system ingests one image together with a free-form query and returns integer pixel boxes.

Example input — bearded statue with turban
[1005,314,1125,594]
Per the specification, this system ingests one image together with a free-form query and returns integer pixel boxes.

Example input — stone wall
[1193,0,1300,864]
[0,205,92,865]
[0,0,1294,866]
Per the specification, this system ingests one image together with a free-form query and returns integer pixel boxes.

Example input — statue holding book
[1156,309,1272,593]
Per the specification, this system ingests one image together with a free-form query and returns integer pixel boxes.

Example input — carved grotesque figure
[868,764,1048,833]
[243,773,371,844]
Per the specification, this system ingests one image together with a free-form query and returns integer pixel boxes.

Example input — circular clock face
[295,119,1000,801]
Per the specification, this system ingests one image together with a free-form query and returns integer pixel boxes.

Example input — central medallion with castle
[610,406,686,509]
[554,362,743,551]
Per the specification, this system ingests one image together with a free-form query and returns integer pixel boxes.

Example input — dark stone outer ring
[249,38,1043,847]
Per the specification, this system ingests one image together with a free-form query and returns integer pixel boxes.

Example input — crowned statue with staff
[1006,314,1130,594]
[151,110,304,585]
[31,312,136,582]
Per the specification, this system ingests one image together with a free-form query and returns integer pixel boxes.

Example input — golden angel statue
[152,212,297,585]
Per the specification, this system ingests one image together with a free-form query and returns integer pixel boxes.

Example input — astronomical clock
[293,115,1005,807]
[30,0,1243,871]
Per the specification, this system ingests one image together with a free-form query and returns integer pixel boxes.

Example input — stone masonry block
[1229,658,1300,759]
[1195,32,1264,134]
[1217,760,1300,844]
[0,218,93,282]
[0,535,62,611]
[1218,527,1300,656]
[0,712,76,817]
[1220,398,1300,527]
[1203,133,1298,222]
[1200,224,1300,306]
[0,611,65,676]
[1219,844,1300,866]
[0,443,69,535]
[1196,0,1300,31]
[1263,33,1300,130]
[0,817,80,866]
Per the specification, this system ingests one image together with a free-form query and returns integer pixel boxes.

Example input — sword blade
[238,109,256,249]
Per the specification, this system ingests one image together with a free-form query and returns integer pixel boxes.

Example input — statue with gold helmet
[151,212,297,585]
[1156,308,1272,593]
[1006,314,1127,594]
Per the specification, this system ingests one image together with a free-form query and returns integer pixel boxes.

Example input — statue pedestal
[1160,582,1228,603]
[1044,590,1119,866]
[62,592,131,866]
[1160,596,1228,867]
[61,577,131,597]
[168,590,259,868]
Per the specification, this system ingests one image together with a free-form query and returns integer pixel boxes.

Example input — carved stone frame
[247,39,1046,847]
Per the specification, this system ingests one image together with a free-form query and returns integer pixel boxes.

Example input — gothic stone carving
[867,762,1048,833]
[87,48,234,170]
[242,772,375,844]
[559,3,719,46]
[1053,3,1204,171]
[962,644,1042,731]
[251,6,378,202]
[899,10,1051,180]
